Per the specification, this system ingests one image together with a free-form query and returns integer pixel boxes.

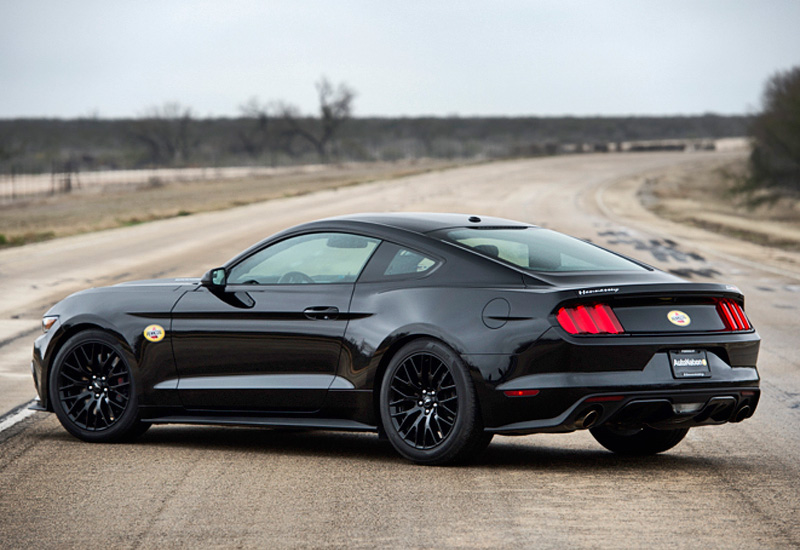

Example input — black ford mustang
[31,213,760,464]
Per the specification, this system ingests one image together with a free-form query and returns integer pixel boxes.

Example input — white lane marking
[0,400,38,434]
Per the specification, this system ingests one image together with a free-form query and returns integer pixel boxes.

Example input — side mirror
[201,267,227,288]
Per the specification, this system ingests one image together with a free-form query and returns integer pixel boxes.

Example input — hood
[113,277,201,288]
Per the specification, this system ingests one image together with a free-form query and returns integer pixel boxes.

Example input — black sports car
[31,213,760,464]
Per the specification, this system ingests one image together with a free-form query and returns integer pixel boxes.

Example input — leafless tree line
[131,77,355,165]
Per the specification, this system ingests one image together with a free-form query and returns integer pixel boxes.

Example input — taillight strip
[594,304,624,334]
[557,303,624,335]
[574,305,600,334]
[720,302,738,330]
[716,299,752,332]
[731,302,751,330]
[556,308,579,335]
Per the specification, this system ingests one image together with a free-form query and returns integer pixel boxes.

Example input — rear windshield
[434,227,646,272]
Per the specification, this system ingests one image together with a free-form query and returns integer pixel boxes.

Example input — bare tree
[131,102,195,165]
[277,77,356,160]
[237,97,271,158]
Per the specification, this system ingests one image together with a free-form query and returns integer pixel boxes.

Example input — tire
[590,425,689,455]
[49,330,147,443]
[379,339,489,465]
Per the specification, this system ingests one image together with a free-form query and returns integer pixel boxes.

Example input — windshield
[434,227,646,272]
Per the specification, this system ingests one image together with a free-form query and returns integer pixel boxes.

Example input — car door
[171,232,380,413]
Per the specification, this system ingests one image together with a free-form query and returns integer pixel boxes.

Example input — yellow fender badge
[667,310,691,327]
[143,324,166,342]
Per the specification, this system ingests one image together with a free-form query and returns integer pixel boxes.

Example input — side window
[228,232,380,285]
[384,248,437,276]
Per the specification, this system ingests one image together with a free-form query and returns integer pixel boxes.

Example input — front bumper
[31,329,57,411]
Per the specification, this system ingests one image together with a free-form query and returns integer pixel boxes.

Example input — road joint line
[0,326,41,350]
[0,399,39,434]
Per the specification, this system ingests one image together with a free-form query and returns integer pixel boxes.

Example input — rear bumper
[481,347,760,433]
[488,386,759,434]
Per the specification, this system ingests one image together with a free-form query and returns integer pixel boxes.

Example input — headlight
[42,316,59,333]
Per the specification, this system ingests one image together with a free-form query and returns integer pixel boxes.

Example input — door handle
[303,306,340,320]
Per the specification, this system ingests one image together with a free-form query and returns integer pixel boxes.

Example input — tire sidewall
[379,339,479,464]
[49,330,141,442]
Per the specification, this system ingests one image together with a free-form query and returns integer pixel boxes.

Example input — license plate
[669,349,711,379]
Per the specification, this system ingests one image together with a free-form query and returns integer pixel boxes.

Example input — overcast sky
[2,0,799,119]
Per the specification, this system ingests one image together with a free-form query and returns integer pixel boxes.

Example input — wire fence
[0,164,327,205]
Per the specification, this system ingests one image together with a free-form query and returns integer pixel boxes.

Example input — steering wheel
[278,271,315,284]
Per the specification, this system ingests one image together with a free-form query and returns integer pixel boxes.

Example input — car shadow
[477,438,716,473]
[135,424,403,464]
[104,424,725,472]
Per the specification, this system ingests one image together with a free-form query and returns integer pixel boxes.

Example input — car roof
[320,212,534,234]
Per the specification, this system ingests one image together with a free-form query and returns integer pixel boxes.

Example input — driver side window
[228,232,380,285]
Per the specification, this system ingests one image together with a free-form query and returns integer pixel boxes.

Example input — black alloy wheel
[380,339,492,465]
[388,350,458,449]
[49,330,148,442]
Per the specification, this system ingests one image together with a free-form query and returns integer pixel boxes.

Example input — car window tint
[228,233,380,284]
[437,228,646,272]
[384,249,437,276]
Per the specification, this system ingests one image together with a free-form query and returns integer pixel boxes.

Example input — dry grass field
[0,159,469,247]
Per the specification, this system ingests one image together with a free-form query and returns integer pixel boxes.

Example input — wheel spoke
[107,398,126,414]
[107,357,124,378]
[438,401,457,417]
[66,391,91,416]
[78,345,92,370]
[59,381,86,391]
[389,397,412,407]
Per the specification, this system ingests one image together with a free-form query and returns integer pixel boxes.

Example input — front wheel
[49,330,148,442]
[379,339,490,465]
[590,425,689,455]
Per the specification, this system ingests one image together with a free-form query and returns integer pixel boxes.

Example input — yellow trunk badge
[667,310,691,327]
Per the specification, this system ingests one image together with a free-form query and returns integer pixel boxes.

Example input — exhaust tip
[576,408,601,429]
[733,405,751,423]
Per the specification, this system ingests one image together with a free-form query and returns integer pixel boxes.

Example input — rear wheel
[49,330,148,442]
[379,339,490,465]
[590,425,689,455]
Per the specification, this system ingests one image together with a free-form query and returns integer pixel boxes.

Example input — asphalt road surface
[1,152,798,549]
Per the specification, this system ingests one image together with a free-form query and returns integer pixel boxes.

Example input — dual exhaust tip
[574,408,601,430]
[573,401,751,430]
[732,404,751,423]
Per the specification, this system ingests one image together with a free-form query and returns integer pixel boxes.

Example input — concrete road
[1,152,798,548]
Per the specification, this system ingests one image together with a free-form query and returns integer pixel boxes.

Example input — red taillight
[557,304,624,335]
[593,304,625,334]
[504,389,540,397]
[716,299,752,331]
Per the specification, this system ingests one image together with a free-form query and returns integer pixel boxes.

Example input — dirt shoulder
[599,152,800,277]
[637,154,800,251]
[0,159,471,247]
